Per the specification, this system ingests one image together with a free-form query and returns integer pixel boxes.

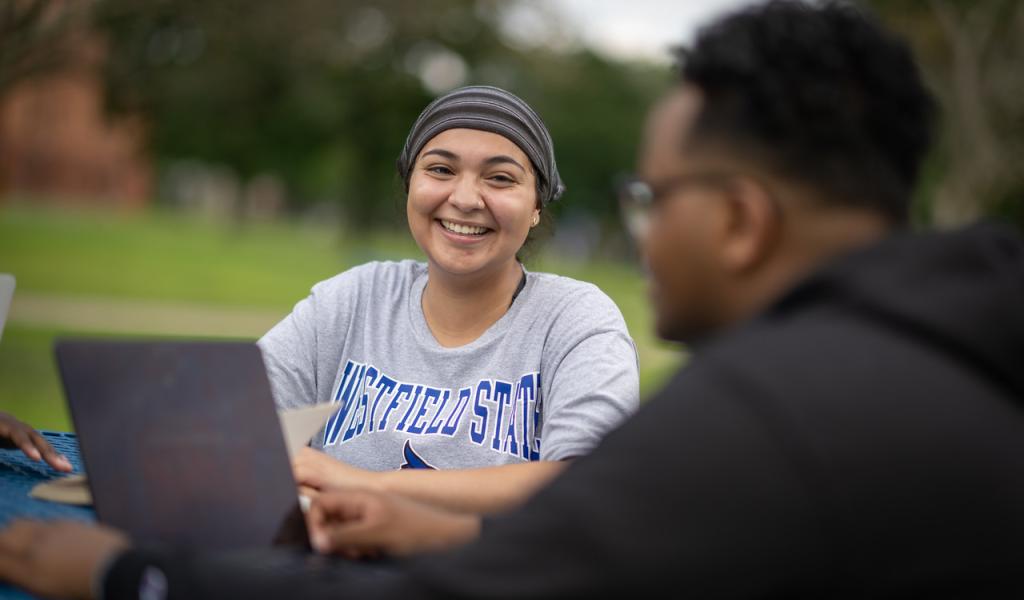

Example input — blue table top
[0,431,94,525]
[0,432,94,600]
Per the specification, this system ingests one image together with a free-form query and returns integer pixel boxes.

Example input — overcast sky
[547,0,760,63]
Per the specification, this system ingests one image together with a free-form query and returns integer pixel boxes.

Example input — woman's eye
[427,165,454,176]
[489,174,516,185]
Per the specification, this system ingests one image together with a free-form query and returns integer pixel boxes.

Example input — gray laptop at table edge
[54,339,309,551]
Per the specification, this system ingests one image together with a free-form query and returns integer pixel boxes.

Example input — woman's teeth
[441,220,488,235]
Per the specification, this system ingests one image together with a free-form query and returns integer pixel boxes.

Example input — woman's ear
[531,210,541,228]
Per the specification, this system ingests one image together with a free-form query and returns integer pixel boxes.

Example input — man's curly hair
[675,0,936,223]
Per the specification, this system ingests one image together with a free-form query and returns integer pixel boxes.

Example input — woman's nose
[447,176,484,212]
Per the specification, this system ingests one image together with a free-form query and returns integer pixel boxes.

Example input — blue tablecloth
[0,432,94,600]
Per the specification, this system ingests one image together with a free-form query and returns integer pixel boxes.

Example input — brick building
[0,33,151,209]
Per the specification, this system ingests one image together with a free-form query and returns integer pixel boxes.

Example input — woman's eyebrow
[421,148,458,161]
[483,155,526,173]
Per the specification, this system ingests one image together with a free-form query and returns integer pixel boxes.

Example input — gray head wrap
[396,85,565,206]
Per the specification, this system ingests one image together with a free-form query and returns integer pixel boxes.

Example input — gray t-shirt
[258,260,639,471]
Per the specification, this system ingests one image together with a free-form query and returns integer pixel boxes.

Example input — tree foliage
[869,0,1023,229]
[0,0,89,94]
[5,1,1019,233]
[90,0,667,230]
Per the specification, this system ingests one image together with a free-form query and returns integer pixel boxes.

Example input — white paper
[28,473,90,505]
[279,402,338,459]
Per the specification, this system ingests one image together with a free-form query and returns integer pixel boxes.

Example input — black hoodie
[105,223,1024,599]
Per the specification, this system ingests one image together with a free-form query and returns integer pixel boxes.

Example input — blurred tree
[0,0,90,94]
[870,0,1024,230]
[93,0,435,225]
[89,0,666,234]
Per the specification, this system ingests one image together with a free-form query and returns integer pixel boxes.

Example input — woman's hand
[0,519,129,600]
[0,412,73,472]
[306,488,481,559]
[292,447,382,492]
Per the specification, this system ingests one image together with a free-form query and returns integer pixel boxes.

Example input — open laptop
[54,339,310,551]
[0,274,14,342]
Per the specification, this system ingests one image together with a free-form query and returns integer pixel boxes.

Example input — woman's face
[407,128,540,279]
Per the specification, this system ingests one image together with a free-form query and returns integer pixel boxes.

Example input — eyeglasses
[617,171,734,242]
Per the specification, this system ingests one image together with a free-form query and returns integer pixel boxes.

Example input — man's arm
[0,489,474,600]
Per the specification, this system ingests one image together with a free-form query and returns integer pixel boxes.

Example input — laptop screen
[55,339,308,550]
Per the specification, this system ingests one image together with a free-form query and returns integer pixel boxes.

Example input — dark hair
[675,0,936,223]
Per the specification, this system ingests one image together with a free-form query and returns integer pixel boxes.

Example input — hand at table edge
[0,413,73,472]
[0,519,129,600]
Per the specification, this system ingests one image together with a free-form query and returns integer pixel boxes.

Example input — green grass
[0,205,682,431]
[0,205,420,309]
[0,324,256,432]
[0,325,73,431]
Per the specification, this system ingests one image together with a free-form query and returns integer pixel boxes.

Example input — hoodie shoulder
[766,222,1024,399]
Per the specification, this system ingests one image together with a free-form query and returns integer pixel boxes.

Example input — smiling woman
[257,86,639,530]
[407,129,538,313]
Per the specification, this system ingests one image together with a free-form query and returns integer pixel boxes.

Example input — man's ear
[720,177,782,273]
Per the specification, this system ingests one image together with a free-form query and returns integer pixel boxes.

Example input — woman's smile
[437,218,492,237]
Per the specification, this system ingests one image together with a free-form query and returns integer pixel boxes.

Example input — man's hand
[307,489,481,559]
[0,412,73,472]
[0,519,129,600]
[292,447,381,492]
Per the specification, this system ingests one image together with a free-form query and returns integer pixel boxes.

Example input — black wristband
[102,549,170,600]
